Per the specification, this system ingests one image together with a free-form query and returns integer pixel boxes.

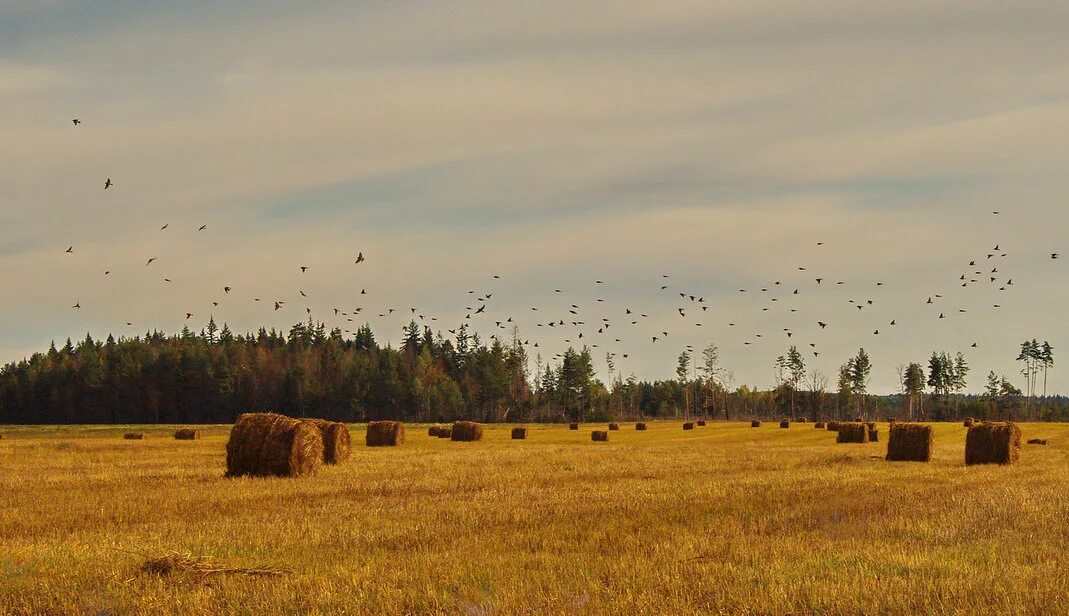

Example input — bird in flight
[72,301,80,309]
[65,246,73,253]
[224,287,231,294]
[300,266,308,273]
[104,178,112,189]
[198,225,207,231]
[145,257,157,266]
[1053,253,1060,259]
[355,252,365,264]
[72,119,81,125]
[160,224,168,231]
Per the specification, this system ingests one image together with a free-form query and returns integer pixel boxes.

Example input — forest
[1,319,1065,424]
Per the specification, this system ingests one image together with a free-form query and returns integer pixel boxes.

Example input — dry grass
[0,421,1067,615]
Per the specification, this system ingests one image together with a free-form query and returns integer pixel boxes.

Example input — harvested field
[1,421,1067,615]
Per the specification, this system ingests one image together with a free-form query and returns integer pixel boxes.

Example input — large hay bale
[697,420,707,426]
[965,422,1021,465]
[886,423,933,462]
[608,422,620,431]
[636,422,648,431]
[836,422,869,444]
[174,428,201,440]
[511,427,528,440]
[868,428,879,442]
[568,423,579,430]
[683,422,695,430]
[451,421,484,442]
[123,433,145,440]
[225,412,323,478]
[1027,438,1048,445]
[827,421,841,432]
[814,422,825,429]
[365,420,404,448]
[301,418,353,462]
[591,430,608,442]
[751,420,761,428]
[779,420,790,429]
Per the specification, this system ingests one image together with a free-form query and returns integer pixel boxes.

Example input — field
[1,421,1067,615]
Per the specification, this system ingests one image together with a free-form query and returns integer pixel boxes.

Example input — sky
[2,1,1067,394]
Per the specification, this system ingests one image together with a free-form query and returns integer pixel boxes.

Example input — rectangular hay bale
[886,423,933,462]
[836,422,869,444]
[965,422,1021,465]
[366,420,405,447]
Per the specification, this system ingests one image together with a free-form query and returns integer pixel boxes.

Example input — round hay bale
[174,428,201,440]
[365,420,404,448]
[886,423,933,462]
[123,433,145,440]
[751,420,761,428]
[965,422,1021,465]
[300,418,353,461]
[865,422,876,430]
[591,430,609,442]
[796,417,807,423]
[608,422,620,431]
[868,428,879,442]
[697,420,707,426]
[836,422,869,444]
[635,422,648,431]
[568,423,579,430]
[814,422,825,429]
[779,420,790,429]
[511,427,528,440]
[683,422,695,430]
[437,427,452,439]
[428,426,441,437]
[451,421,483,442]
[225,412,323,478]
[827,421,841,432]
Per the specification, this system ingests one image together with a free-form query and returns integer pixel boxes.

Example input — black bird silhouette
[818,322,827,329]
[198,225,207,231]
[185,313,193,319]
[72,119,80,125]
[65,246,73,253]
[971,343,978,348]
[224,287,231,294]
[355,252,365,264]
[72,301,80,309]
[160,224,168,230]
[1053,253,1060,259]
[300,266,308,273]
[146,257,156,266]
[104,178,112,189]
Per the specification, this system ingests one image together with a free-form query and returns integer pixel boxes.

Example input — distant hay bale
[1027,438,1048,445]
[965,422,1021,465]
[123,433,145,440]
[868,428,879,442]
[779,420,790,429]
[225,412,323,478]
[428,426,441,437]
[854,416,863,422]
[300,419,352,462]
[865,422,876,430]
[814,422,825,429]
[608,422,620,430]
[827,421,841,432]
[365,420,404,448]
[591,430,609,442]
[511,427,528,440]
[683,422,695,430]
[174,428,201,440]
[797,417,807,423]
[451,421,484,442]
[751,420,761,428]
[436,427,452,439]
[964,418,975,427]
[886,423,933,462]
[568,423,579,430]
[636,422,648,431]
[836,422,869,444]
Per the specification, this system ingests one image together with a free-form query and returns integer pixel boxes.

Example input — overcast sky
[3,1,1067,393]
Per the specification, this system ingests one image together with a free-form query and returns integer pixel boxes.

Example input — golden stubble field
[1,421,1067,615]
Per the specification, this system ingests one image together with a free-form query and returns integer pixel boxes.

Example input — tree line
[0,320,1065,424]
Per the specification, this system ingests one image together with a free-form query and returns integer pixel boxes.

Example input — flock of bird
[57,117,1062,377]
